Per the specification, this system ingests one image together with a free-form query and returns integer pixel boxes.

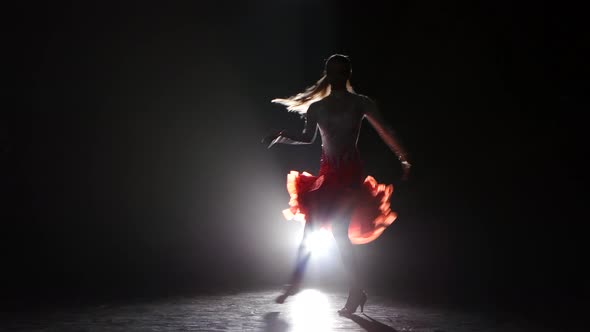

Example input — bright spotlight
[305,228,333,253]
[294,227,334,254]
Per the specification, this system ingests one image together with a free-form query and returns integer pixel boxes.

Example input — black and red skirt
[282,150,397,244]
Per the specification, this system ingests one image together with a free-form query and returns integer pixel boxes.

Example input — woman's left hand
[401,160,412,181]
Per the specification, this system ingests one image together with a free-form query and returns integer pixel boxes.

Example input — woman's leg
[332,200,368,314]
[276,219,314,303]
[332,213,361,294]
[290,220,314,290]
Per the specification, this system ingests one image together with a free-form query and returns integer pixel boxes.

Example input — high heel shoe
[359,291,367,313]
[275,284,300,304]
[338,289,368,316]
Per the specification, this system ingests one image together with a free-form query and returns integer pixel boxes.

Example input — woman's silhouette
[263,54,411,316]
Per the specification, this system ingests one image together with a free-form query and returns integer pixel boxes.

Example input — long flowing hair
[272,54,355,115]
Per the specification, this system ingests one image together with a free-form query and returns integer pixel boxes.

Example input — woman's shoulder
[307,99,324,112]
[350,93,376,112]
[352,92,374,103]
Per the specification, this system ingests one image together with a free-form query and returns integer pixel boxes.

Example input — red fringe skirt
[282,151,397,245]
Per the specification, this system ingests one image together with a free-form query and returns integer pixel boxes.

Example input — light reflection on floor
[0,289,547,331]
[290,289,332,331]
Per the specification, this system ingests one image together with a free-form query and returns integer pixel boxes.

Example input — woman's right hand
[261,130,283,148]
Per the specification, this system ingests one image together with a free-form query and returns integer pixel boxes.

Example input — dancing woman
[263,54,411,316]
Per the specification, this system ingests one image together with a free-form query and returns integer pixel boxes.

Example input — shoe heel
[359,293,367,313]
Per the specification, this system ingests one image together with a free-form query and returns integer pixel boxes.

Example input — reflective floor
[1,289,552,331]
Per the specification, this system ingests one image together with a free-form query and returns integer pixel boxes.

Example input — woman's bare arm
[264,104,318,147]
[363,97,412,176]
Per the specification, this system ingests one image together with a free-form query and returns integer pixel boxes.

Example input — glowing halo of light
[304,228,333,254]
[293,227,334,255]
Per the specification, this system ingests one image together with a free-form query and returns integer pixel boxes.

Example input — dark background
[3,0,585,326]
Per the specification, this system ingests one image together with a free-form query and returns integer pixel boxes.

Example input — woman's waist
[319,148,363,177]
[321,147,360,162]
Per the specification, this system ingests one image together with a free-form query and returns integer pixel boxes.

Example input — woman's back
[309,90,370,165]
